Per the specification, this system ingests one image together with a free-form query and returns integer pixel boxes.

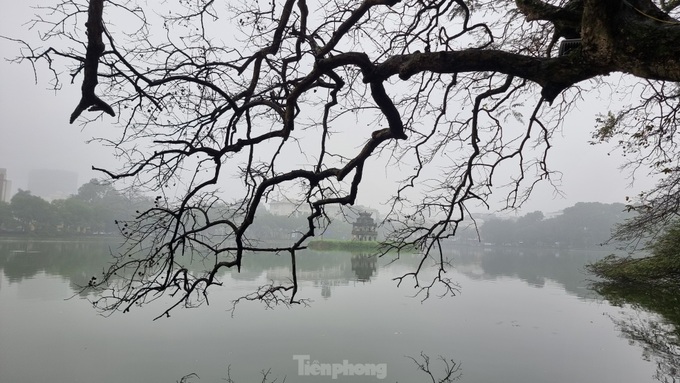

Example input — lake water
[0,240,674,382]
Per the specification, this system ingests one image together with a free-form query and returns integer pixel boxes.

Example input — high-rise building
[27,169,78,201]
[0,168,11,203]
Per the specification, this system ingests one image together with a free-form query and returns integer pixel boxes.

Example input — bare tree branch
[7,0,680,316]
[69,0,115,123]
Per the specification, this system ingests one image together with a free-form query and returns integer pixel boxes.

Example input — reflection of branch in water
[609,312,680,382]
[595,283,680,382]
[407,352,462,382]
[178,353,462,382]
[222,367,280,383]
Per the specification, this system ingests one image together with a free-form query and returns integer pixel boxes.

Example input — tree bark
[69,0,115,124]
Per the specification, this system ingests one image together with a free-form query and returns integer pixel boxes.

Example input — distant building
[0,168,11,202]
[27,169,78,201]
[352,211,377,241]
[543,210,564,220]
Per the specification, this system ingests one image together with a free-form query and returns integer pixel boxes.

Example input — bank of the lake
[0,233,121,243]
[307,239,421,252]
[308,239,384,252]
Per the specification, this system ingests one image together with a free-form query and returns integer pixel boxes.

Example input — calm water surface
[0,241,674,382]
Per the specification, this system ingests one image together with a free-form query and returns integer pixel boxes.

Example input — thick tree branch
[69,0,115,124]
[368,50,606,102]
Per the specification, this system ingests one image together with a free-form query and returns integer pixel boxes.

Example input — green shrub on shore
[307,240,382,252]
[587,221,680,286]
[587,254,680,285]
[307,240,418,253]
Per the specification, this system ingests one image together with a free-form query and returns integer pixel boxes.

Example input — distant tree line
[479,202,634,248]
[0,179,356,240]
[0,179,148,236]
[0,191,633,247]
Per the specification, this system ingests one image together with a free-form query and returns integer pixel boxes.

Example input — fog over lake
[1,240,674,383]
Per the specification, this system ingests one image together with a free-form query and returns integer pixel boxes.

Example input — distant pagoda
[351,211,377,241]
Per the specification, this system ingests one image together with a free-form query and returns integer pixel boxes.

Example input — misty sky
[0,2,658,215]
[0,3,111,193]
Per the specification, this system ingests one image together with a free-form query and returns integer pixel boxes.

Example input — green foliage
[1,179,358,240]
[71,179,138,234]
[0,179,150,237]
[587,220,680,285]
[308,240,382,252]
[307,239,417,252]
[10,190,57,234]
[587,255,680,285]
[587,220,680,381]
[0,201,14,229]
[592,111,623,142]
[649,220,680,258]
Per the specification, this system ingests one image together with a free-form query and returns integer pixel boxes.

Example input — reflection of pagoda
[321,283,331,299]
[351,254,377,282]
[352,211,377,241]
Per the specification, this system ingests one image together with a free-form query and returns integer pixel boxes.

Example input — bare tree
[7,0,680,317]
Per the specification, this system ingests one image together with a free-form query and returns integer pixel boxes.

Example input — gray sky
[0,2,657,214]
[1,2,118,193]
